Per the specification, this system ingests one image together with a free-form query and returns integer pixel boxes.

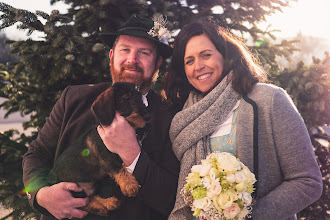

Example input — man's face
[109,35,162,95]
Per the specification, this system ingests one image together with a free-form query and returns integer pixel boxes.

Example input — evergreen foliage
[0,0,328,219]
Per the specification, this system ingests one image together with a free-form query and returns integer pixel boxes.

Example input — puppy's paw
[105,196,120,210]
[113,167,140,197]
[84,195,120,216]
[121,180,139,197]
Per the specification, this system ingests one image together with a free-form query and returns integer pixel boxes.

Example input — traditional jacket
[23,82,180,220]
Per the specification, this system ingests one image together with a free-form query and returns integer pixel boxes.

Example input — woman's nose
[195,59,205,71]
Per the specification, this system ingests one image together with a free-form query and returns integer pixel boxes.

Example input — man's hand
[36,182,91,219]
[97,112,141,167]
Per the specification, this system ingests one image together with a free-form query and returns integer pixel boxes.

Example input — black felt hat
[99,14,172,58]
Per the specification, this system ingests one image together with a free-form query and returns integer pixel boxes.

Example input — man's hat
[99,14,172,59]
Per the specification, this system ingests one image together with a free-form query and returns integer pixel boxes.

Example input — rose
[223,203,240,219]
[215,153,241,172]
[216,189,238,209]
[206,181,222,198]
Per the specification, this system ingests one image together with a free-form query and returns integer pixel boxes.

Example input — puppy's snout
[143,113,151,122]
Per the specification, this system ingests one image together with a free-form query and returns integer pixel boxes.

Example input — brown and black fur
[48,82,151,216]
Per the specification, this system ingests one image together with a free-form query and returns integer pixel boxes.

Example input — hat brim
[99,31,172,59]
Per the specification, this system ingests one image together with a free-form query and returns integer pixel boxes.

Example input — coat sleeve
[252,88,323,219]
[133,141,179,216]
[132,98,180,217]
[22,86,71,215]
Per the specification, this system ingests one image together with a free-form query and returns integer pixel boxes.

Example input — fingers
[69,209,89,219]
[63,182,83,193]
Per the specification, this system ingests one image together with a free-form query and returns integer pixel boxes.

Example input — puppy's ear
[91,87,116,126]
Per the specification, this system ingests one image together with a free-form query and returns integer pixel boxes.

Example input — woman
[165,21,322,220]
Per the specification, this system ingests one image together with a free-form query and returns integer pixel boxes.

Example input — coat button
[26,192,32,200]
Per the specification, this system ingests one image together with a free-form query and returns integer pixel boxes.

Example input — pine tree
[0,0,328,219]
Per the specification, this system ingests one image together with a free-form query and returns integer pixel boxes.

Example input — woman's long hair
[164,21,267,112]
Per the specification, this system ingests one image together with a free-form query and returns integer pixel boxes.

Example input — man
[23,14,179,220]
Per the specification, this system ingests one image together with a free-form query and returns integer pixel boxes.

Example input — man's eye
[140,51,150,56]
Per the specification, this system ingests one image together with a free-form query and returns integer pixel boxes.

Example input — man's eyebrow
[118,44,154,52]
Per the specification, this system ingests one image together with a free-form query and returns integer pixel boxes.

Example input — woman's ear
[156,56,163,69]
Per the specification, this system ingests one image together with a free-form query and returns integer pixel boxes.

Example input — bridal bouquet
[181,152,256,220]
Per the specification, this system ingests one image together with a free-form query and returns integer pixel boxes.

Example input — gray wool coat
[236,83,322,220]
[169,83,322,220]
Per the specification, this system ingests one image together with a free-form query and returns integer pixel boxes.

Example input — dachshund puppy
[48,82,151,216]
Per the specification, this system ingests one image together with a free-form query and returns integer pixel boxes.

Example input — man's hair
[164,21,267,111]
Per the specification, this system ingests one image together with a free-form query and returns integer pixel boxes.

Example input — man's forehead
[116,35,157,49]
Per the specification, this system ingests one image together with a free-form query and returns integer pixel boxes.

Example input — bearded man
[23,14,179,220]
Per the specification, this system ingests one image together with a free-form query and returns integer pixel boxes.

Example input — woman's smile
[184,34,225,93]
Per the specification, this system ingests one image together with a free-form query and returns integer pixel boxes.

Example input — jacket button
[26,192,32,200]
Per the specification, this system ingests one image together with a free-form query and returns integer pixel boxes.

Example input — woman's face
[184,34,225,93]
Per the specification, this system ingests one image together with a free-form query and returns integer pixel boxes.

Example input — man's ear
[109,49,113,60]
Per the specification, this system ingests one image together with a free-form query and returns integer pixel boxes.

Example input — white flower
[235,182,247,192]
[192,163,212,177]
[215,152,241,172]
[235,171,246,183]
[216,189,238,209]
[193,197,212,211]
[182,152,255,220]
[238,191,253,206]
[147,15,172,45]
[206,181,222,198]
[241,164,256,185]
[226,174,236,183]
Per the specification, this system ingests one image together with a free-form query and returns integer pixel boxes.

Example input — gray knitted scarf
[168,73,241,220]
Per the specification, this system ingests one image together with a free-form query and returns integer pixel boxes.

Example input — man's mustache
[121,63,144,73]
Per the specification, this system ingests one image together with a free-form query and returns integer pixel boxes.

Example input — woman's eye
[185,59,194,65]
[203,53,211,58]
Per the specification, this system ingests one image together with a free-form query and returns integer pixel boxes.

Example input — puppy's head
[91,82,151,129]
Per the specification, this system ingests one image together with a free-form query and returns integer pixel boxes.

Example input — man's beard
[110,58,153,92]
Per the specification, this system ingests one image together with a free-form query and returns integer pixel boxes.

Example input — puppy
[48,82,151,216]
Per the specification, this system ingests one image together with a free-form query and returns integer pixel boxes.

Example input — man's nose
[127,52,138,64]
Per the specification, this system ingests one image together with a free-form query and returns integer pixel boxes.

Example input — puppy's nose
[143,113,151,121]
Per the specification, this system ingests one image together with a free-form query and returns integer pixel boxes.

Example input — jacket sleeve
[132,101,180,216]
[22,86,71,215]
[252,88,323,219]
[133,143,179,216]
